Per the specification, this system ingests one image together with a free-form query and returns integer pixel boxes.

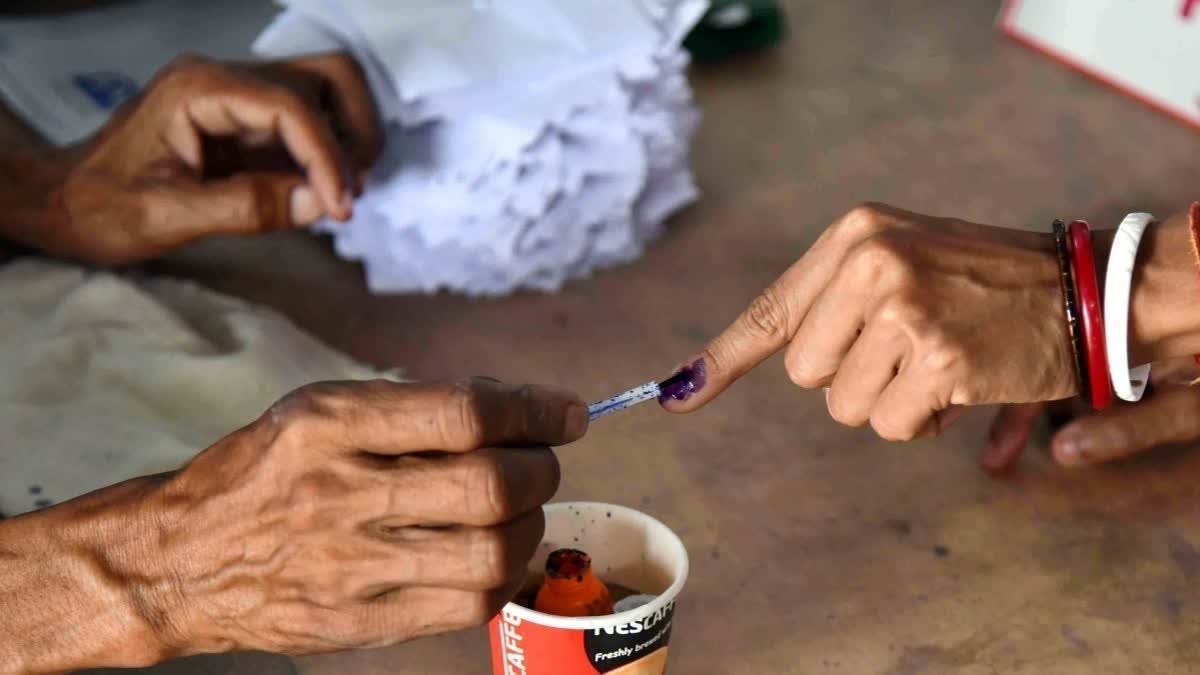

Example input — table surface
[7,1,1200,674]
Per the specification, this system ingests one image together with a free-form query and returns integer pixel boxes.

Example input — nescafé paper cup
[489,502,689,675]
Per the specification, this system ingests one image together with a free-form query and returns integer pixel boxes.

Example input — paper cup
[489,502,689,675]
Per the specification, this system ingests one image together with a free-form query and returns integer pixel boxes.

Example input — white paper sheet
[257,0,708,297]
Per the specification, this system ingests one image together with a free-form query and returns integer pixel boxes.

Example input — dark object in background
[684,0,786,63]
[0,1,133,15]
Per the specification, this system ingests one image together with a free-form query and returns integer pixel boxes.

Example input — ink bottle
[534,548,614,617]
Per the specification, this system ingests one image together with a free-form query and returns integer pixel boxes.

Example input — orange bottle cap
[534,548,614,617]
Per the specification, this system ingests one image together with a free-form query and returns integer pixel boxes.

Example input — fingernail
[289,186,321,226]
[565,402,588,438]
[657,358,707,404]
[339,190,355,218]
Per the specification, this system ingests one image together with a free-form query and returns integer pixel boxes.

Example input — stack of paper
[255,0,708,296]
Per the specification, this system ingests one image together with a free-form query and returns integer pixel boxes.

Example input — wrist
[0,145,74,253]
[1117,210,1200,363]
[0,477,180,673]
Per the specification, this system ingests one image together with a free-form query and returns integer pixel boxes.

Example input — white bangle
[1104,212,1154,402]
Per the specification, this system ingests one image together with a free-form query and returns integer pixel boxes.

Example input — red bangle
[1068,220,1113,410]
[1188,202,1200,369]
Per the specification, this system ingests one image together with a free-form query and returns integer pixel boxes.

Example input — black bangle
[1053,219,1090,402]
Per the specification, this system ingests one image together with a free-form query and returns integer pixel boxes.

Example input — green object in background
[684,0,786,63]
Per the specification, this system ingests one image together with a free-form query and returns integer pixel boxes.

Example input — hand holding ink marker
[587,360,707,421]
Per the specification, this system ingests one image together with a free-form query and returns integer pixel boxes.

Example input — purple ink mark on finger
[657,358,707,403]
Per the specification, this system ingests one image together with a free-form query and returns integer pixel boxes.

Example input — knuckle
[280,382,342,420]
[916,333,969,377]
[355,377,397,399]
[472,530,512,588]
[164,53,213,76]
[442,379,487,449]
[543,450,562,499]
[849,237,908,280]
[288,471,328,506]
[158,54,222,91]
[1100,425,1133,451]
[282,381,332,411]
[514,383,537,436]
[135,193,172,238]
[267,412,319,454]
[285,472,346,527]
[469,455,513,523]
[825,390,865,427]
[871,414,917,442]
[464,592,497,627]
[267,382,347,449]
[876,293,929,329]
[262,84,310,114]
[241,173,288,230]
[325,52,365,80]
[839,202,889,238]
[741,286,790,342]
[784,348,827,389]
[889,258,919,287]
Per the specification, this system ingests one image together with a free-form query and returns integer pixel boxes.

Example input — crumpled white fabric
[254,0,708,296]
[0,259,395,517]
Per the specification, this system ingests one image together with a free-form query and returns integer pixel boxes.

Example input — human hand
[984,358,1200,469]
[130,378,585,657]
[20,52,381,264]
[660,203,1086,440]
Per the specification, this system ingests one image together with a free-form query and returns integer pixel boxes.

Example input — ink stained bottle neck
[534,548,614,617]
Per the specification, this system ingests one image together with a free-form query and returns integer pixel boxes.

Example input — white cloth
[0,259,394,517]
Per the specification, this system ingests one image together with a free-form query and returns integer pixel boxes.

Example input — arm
[0,52,382,266]
[1,378,585,674]
[658,202,1200,442]
[0,477,172,674]
[0,147,72,256]
[1126,207,1200,364]
[0,100,165,675]
[982,207,1200,470]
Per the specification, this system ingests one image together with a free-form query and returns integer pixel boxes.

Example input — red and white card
[1000,0,1200,130]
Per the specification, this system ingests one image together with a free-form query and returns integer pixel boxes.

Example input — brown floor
[24,1,1200,673]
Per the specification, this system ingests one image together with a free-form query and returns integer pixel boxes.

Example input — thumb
[1148,356,1200,387]
[1051,386,1200,467]
[982,402,1045,473]
[143,173,323,246]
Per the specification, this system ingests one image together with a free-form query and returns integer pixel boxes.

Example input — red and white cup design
[489,502,689,675]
